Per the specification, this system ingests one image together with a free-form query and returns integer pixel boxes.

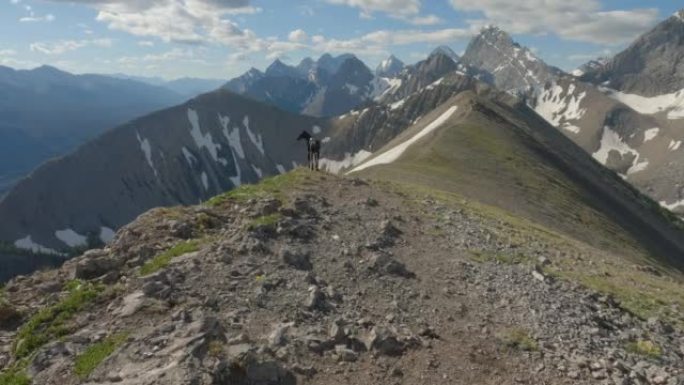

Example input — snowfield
[350,106,459,173]
[593,126,649,175]
[319,150,373,174]
[601,87,684,119]
[534,82,587,134]
[55,229,87,248]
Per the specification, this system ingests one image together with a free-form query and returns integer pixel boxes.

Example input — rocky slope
[0,170,683,385]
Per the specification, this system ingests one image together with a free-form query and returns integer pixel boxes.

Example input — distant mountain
[0,65,185,195]
[461,26,563,93]
[163,77,225,98]
[580,10,684,96]
[111,73,225,98]
[571,57,609,77]
[375,55,404,77]
[431,45,460,63]
[224,54,387,117]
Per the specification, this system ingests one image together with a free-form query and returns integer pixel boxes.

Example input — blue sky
[0,0,680,80]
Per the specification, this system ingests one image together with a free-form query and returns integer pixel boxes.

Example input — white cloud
[326,0,421,17]
[0,49,17,57]
[30,38,113,55]
[138,40,155,47]
[19,14,55,22]
[288,29,308,43]
[405,14,442,26]
[449,0,659,45]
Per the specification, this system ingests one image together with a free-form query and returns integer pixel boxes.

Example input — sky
[0,0,680,80]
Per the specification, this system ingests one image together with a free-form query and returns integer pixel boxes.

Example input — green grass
[139,240,200,276]
[626,339,661,358]
[0,367,31,385]
[247,213,281,231]
[498,327,538,351]
[469,250,531,265]
[206,168,314,206]
[13,280,103,359]
[74,333,128,379]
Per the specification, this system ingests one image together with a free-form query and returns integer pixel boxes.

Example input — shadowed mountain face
[0,90,331,253]
[0,65,186,195]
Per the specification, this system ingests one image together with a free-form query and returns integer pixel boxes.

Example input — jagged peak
[430,46,459,62]
[674,9,684,22]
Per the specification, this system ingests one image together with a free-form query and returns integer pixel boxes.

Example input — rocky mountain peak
[462,26,560,92]
[430,45,460,63]
[265,59,300,78]
[375,55,404,77]
[580,9,684,96]
[674,9,684,22]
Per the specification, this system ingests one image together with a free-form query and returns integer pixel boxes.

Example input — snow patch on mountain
[14,235,60,254]
[370,77,402,101]
[344,83,360,94]
[55,228,87,247]
[228,149,242,187]
[593,126,649,175]
[187,109,228,166]
[660,199,684,211]
[100,227,116,243]
[252,165,263,178]
[136,132,158,177]
[351,106,459,173]
[182,147,197,167]
[674,10,684,21]
[220,120,245,159]
[390,98,406,110]
[669,140,682,151]
[276,164,286,174]
[601,88,684,119]
[243,116,265,155]
[425,77,444,91]
[644,128,660,142]
[201,172,209,190]
[313,125,322,135]
[535,83,587,134]
[320,150,373,174]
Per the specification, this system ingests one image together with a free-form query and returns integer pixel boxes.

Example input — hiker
[297,130,321,171]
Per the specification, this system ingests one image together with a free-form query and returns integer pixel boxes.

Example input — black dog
[297,130,321,171]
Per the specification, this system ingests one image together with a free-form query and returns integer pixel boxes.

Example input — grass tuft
[626,339,661,358]
[247,213,281,231]
[74,333,128,379]
[206,168,314,206]
[13,280,103,359]
[498,327,538,351]
[0,367,31,385]
[469,250,531,265]
[139,240,200,276]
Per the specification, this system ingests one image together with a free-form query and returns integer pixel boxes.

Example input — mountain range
[1,9,684,278]
[0,66,195,196]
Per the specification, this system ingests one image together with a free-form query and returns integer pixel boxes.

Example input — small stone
[335,345,358,362]
[305,286,326,311]
[281,248,312,271]
[567,371,580,379]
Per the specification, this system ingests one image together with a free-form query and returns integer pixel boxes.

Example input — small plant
[207,168,312,206]
[499,328,538,351]
[247,213,281,231]
[139,240,200,276]
[13,281,103,359]
[207,340,225,358]
[74,333,128,379]
[469,250,530,265]
[626,339,661,358]
[0,367,31,385]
